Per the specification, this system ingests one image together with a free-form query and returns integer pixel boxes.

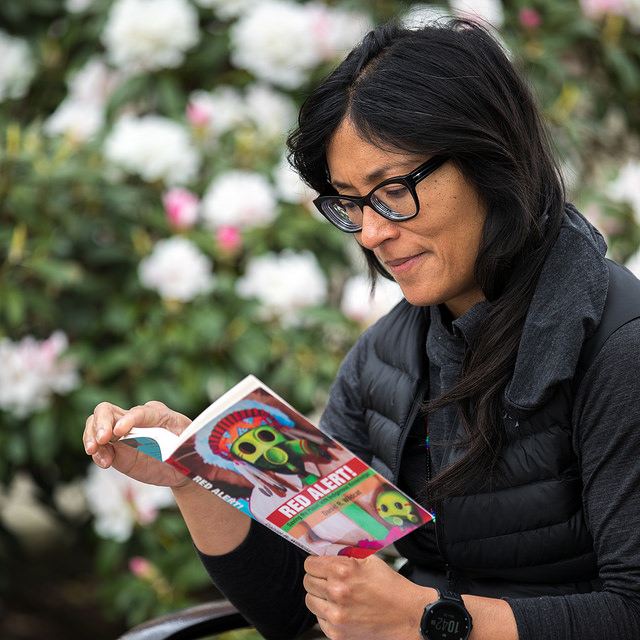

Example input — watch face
[422,601,471,640]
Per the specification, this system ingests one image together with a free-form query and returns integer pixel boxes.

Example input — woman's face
[326,120,487,318]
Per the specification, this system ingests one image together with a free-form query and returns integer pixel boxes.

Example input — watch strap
[437,589,464,603]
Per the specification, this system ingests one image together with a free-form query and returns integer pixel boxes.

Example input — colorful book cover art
[164,386,433,557]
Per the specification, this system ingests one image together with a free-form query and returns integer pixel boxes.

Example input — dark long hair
[287,19,566,500]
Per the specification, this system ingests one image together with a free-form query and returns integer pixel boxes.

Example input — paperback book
[121,375,433,557]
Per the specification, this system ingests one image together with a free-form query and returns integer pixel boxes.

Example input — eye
[379,184,410,200]
[338,199,359,212]
[256,428,276,442]
[238,442,256,454]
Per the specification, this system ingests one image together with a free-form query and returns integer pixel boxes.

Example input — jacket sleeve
[506,319,640,640]
[196,519,315,640]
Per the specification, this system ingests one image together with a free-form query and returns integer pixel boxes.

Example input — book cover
[121,375,433,557]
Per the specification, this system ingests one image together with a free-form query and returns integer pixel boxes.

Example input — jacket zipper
[392,380,428,485]
[426,416,457,590]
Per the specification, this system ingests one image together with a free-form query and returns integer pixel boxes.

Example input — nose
[357,205,398,249]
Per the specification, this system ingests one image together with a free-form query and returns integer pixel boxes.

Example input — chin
[398,291,435,307]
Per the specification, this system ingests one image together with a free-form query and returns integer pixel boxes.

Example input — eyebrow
[330,160,419,192]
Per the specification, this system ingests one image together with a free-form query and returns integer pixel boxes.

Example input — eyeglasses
[313,155,448,233]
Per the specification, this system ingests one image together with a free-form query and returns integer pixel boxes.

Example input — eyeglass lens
[323,182,416,229]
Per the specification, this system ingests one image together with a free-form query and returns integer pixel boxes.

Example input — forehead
[326,120,422,189]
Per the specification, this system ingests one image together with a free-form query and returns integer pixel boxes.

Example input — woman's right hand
[83,400,192,488]
[84,399,254,555]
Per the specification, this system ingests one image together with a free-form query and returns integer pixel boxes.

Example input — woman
[84,19,640,640]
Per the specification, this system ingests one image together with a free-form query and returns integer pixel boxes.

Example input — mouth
[383,252,425,275]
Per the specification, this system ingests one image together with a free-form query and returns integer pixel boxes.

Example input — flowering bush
[84,465,176,541]
[0,0,639,635]
[104,114,201,184]
[0,332,80,418]
[102,0,200,72]
[236,250,329,325]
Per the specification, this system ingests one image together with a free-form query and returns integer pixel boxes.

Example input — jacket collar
[503,205,609,417]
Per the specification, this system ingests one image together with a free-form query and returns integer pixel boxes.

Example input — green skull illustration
[375,489,420,527]
[230,425,308,475]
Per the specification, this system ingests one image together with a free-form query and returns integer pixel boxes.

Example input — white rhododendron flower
[244,84,297,141]
[450,0,504,27]
[0,332,80,418]
[67,57,122,105]
[230,1,322,88]
[84,465,175,541]
[306,3,372,59]
[579,0,639,29]
[44,100,105,143]
[341,275,404,326]
[102,0,200,72]
[186,87,245,134]
[229,0,369,88]
[187,83,296,145]
[194,0,259,18]
[608,159,640,223]
[236,250,328,324]
[104,114,200,185]
[402,3,453,28]
[138,236,215,301]
[622,0,640,31]
[45,57,121,142]
[201,170,277,230]
[273,154,315,206]
[0,30,36,102]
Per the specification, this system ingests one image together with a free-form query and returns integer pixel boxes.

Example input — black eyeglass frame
[313,155,449,233]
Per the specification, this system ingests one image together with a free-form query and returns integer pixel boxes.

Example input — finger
[303,572,329,599]
[91,402,127,444]
[112,401,188,438]
[91,442,115,469]
[108,403,166,438]
[84,409,118,454]
[304,555,339,579]
[83,414,98,454]
[305,591,330,618]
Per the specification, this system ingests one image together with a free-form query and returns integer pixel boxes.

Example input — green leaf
[29,410,59,465]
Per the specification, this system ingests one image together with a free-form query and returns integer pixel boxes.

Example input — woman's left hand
[303,554,436,640]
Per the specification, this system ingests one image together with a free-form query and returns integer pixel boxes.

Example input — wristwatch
[419,589,472,640]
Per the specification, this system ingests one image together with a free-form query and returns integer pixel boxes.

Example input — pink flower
[162,187,199,229]
[215,225,243,253]
[129,556,153,578]
[186,98,212,128]
[519,7,542,29]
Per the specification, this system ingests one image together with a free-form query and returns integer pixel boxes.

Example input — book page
[120,427,180,461]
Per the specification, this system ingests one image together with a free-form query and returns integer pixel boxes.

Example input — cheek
[458,217,485,263]
[434,203,485,279]
[452,184,486,246]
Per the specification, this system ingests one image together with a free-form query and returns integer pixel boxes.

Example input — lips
[383,252,425,275]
